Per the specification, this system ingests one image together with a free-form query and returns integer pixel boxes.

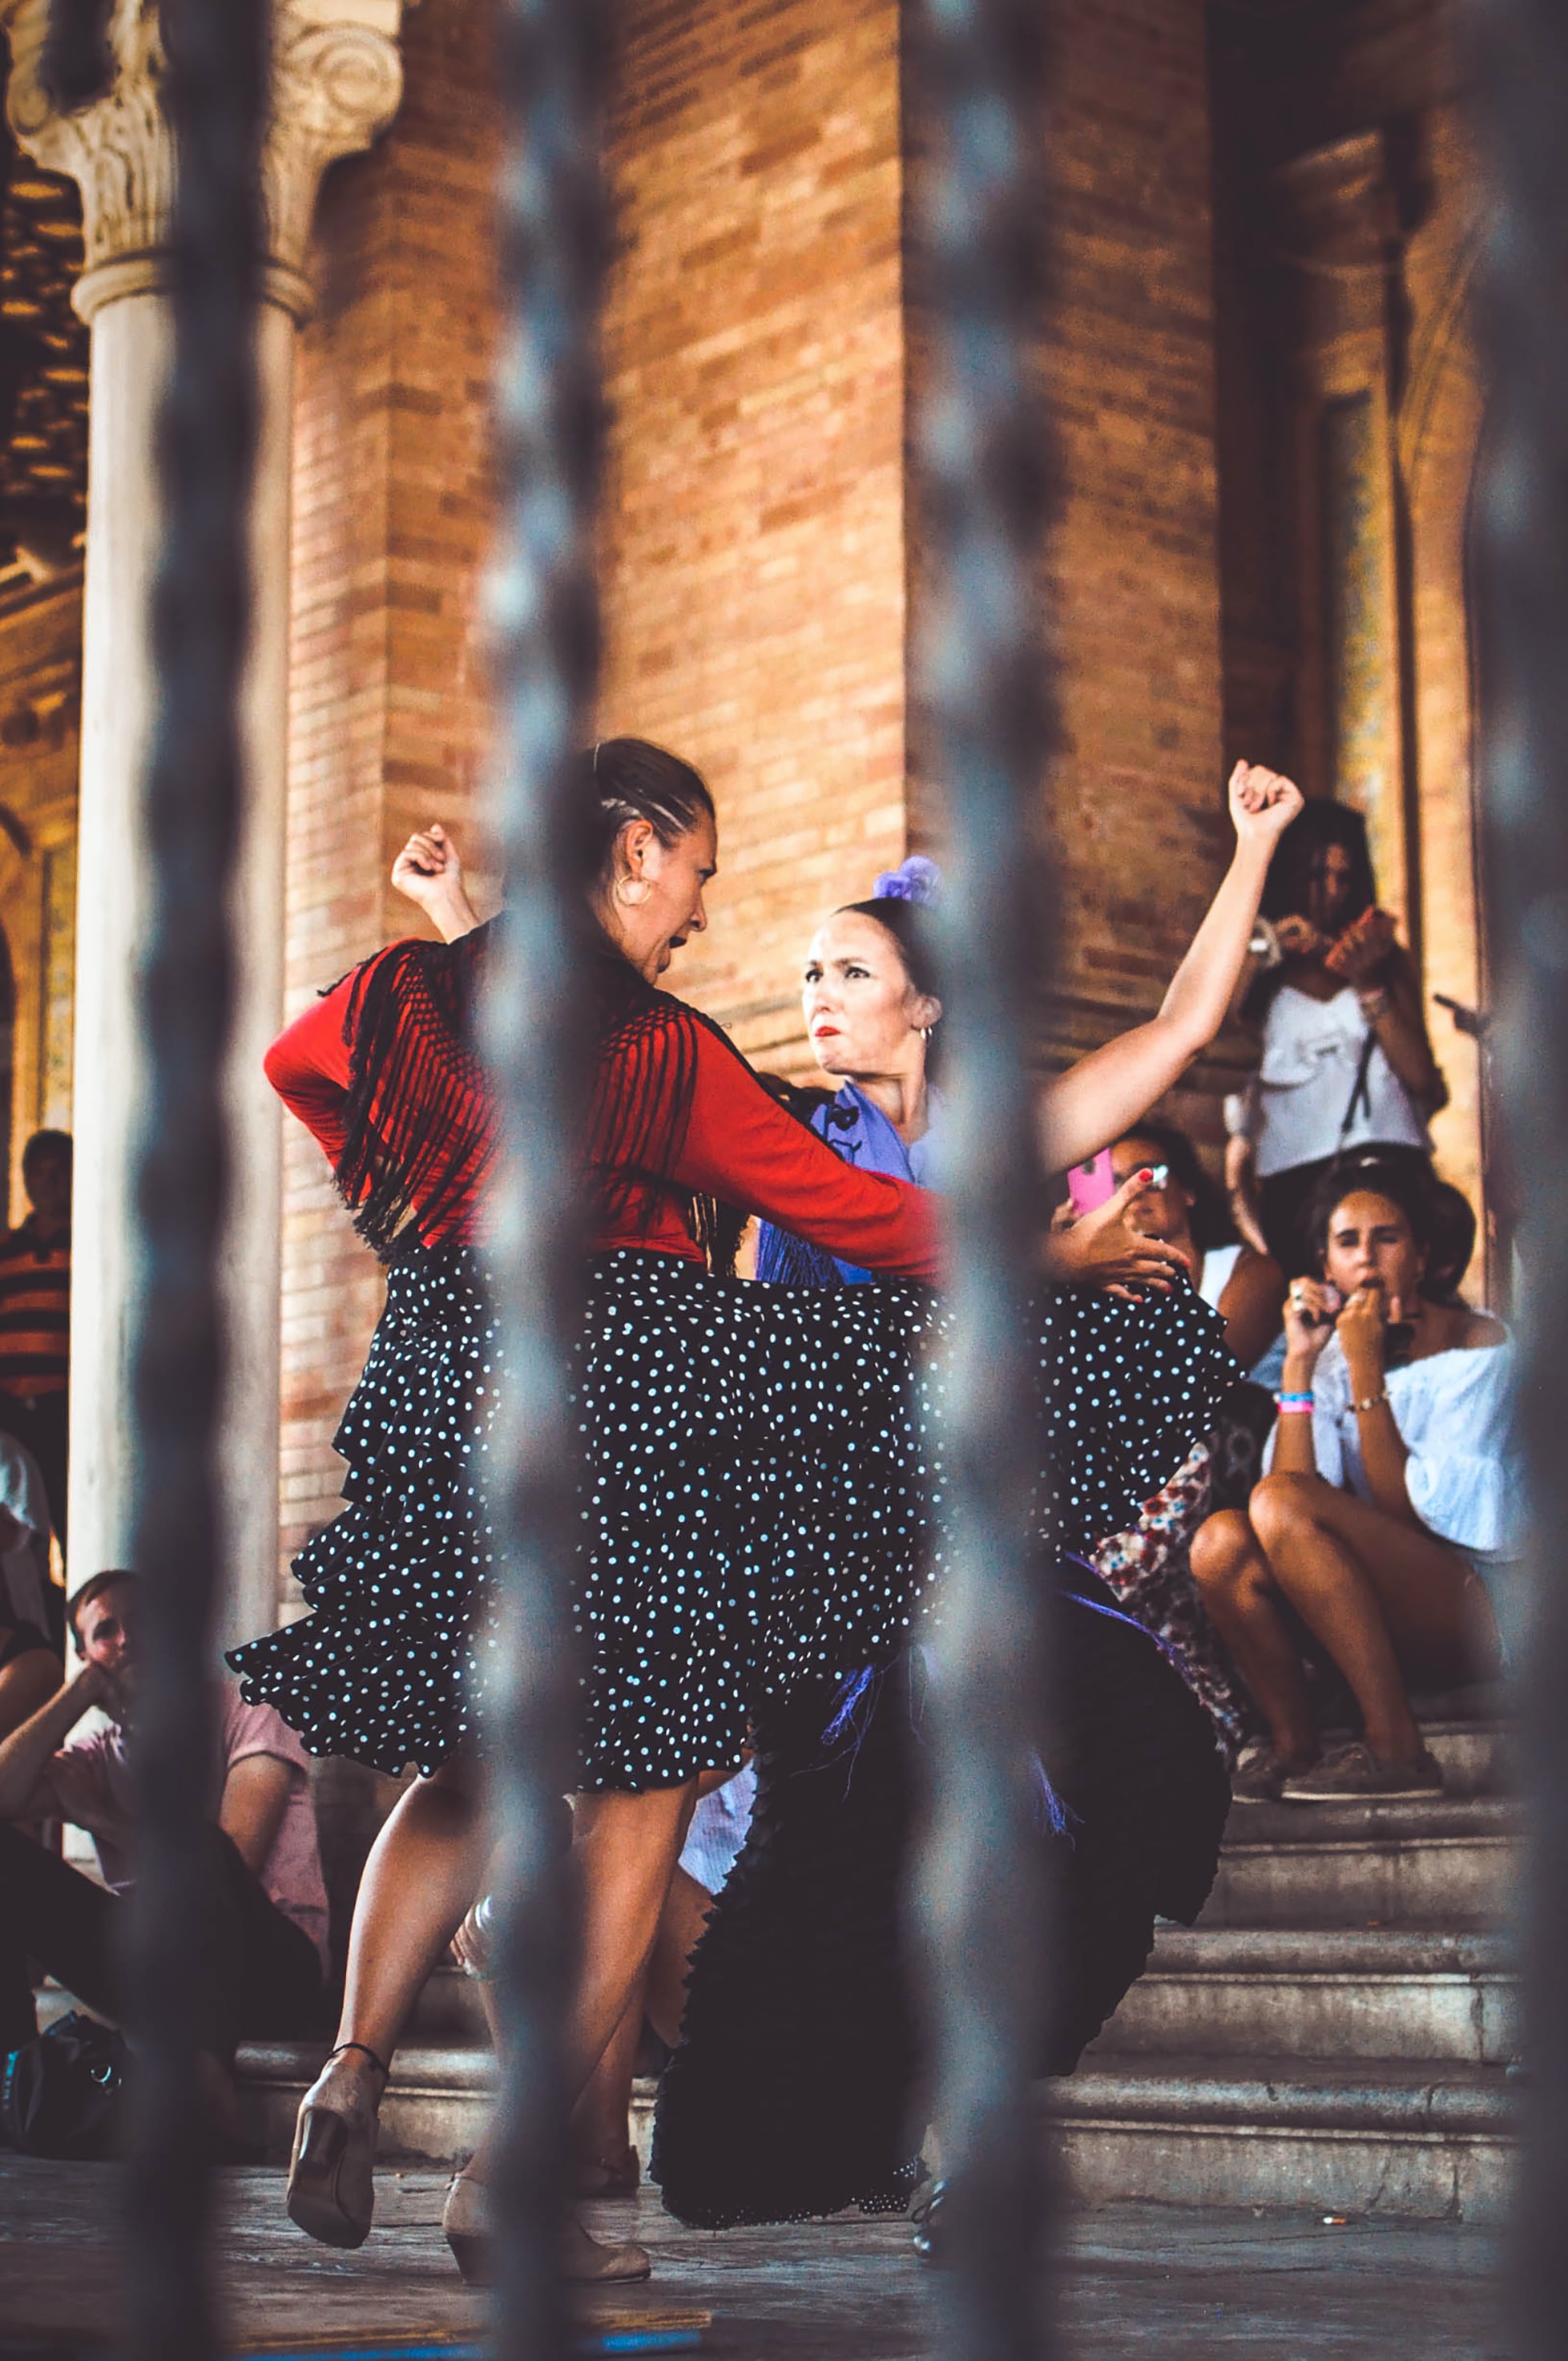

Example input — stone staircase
[236,1699,1521,2222]
[1058,1703,1519,2222]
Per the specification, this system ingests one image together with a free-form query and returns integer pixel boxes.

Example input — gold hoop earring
[615,875,652,908]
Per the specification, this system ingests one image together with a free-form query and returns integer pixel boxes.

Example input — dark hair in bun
[574,737,715,888]
[836,854,941,999]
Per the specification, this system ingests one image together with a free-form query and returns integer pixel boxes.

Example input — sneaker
[1231,1741,1300,1802]
[1281,1741,1443,1802]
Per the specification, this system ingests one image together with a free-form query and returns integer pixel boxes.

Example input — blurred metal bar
[1468,2,1568,2348]
[119,0,268,2355]
[482,2,610,2355]
[906,2,1057,2356]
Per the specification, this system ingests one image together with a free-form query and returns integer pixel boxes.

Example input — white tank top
[1253,985,1429,1178]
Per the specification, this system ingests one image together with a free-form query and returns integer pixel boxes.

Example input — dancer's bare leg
[645,1864,715,2048]
[571,1979,647,2182]
[462,1782,695,2189]
[288,1757,490,2247]
[339,1758,490,2060]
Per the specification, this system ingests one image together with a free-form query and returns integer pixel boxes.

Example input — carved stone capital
[0,0,412,317]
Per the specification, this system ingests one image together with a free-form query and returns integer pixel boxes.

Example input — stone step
[1205,1794,1520,1929]
[1094,1927,1519,2064]
[405,1960,489,2044]
[234,2039,662,2171]
[1046,2054,1516,2224]
[237,2039,494,2164]
[1404,1720,1513,1798]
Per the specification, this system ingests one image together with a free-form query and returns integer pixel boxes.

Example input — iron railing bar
[482,3,611,2355]
[119,0,268,2355]
[1467,0,1568,2348]
[907,2,1058,2357]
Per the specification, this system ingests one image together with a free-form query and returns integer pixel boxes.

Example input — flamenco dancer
[652,765,1305,2231]
[231,738,955,2281]
[386,761,1303,2240]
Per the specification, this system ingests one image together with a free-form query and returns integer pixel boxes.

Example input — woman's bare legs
[571,1977,647,2183]
[1191,1508,1320,1768]
[288,1758,490,2246]
[1247,1471,1497,1761]
[461,1782,695,2190]
[1193,1476,1500,1768]
[644,1865,715,2048]
[338,1759,490,2060]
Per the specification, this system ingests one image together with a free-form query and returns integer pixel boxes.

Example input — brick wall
[597,0,908,1074]
[1031,0,1231,1142]
[0,582,81,1222]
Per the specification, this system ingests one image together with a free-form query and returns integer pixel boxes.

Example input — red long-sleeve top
[266,951,941,1283]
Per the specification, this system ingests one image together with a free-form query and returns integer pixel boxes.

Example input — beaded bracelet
[1353,1390,1391,1413]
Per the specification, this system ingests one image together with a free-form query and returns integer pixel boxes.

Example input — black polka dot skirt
[228,1241,1235,1791]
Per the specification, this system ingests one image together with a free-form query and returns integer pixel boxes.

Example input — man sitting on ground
[0,1569,331,2091]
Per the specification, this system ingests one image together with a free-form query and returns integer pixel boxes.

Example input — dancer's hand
[1044,1170,1190,1298]
[391,824,482,942]
[1228,761,1303,854]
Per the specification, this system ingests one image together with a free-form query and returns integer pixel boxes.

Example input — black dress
[651,1280,1238,2228]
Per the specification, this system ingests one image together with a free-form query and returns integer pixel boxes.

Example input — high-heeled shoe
[286,2040,389,2250]
[440,2174,651,2287]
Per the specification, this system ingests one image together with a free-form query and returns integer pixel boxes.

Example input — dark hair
[1305,1152,1437,1269]
[67,1568,136,1641]
[575,737,715,890]
[1112,1120,1233,1253]
[335,737,719,1261]
[1423,1180,1477,1305]
[1260,800,1377,930]
[22,1128,71,1173]
[835,895,939,1001]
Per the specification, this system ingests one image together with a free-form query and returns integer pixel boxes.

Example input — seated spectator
[1106,1123,1287,1374]
[1190,1155,1516,1802]
[1066,1128,1282,1764]
[0,1131,72,1548]
[0,1570,331,2105]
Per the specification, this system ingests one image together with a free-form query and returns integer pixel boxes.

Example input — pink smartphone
[1067,1148,1116,1216]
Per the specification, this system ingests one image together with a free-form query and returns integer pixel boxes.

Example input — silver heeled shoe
[441,2173,651,2286]
[286,2040,388,2250]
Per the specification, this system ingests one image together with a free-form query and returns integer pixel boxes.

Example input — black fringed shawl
[333,920,745,1267]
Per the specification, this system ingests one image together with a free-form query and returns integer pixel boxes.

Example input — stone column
[1273,131,1413,938]
[0,0,411,1649]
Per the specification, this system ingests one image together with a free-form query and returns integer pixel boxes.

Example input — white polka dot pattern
[228,1245,1237,1790]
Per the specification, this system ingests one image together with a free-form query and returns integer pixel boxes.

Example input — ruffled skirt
[229,1242,1236,1793]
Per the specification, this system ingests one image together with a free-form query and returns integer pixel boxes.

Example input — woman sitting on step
[1189,1153,1522,1803]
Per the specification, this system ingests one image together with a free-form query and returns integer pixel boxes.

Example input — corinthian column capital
[0,0,413,320]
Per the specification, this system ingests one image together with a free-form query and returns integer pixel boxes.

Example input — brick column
[0,0,410,1646]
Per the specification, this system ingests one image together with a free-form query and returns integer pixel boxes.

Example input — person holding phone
[1189,1154,1518,1801]
[1225,801,1446,1276]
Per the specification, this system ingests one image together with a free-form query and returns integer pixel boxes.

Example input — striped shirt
[0,1221,70,1399]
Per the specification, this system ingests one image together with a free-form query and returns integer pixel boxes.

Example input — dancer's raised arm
[1044,762,1303,1172]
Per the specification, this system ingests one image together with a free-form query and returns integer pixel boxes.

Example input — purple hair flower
[873,854,941,907]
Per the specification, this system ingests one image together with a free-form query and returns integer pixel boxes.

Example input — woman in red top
[229,739,947,2277]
